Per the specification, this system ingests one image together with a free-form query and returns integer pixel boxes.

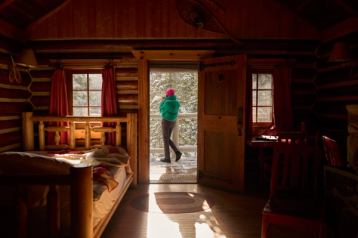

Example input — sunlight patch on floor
[195,222,227,238]
[145,192,228,238]
[146,214,182,238]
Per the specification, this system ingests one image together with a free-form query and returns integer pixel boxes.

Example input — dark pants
[162,119,180,159]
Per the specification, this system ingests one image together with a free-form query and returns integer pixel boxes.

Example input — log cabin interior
[0,0,357,237]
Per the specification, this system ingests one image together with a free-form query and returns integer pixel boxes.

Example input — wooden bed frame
[1,112,137,238]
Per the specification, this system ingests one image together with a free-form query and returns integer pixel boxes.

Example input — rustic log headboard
[22,111,137,184]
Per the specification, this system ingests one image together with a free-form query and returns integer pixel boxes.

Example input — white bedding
[93,164,127,229]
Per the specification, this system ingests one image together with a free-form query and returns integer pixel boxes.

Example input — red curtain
[273,66,293,132]
[48,68,69,144]
[102,66,118,145]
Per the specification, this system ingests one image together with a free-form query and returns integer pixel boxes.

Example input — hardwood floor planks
[102,184,265,238]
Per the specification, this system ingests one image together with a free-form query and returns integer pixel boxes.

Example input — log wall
[315,32,358,159]
[0,51,32,152]
[246,39,318,130]
[29,61,138,115]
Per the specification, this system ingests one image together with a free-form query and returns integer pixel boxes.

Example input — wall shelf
[317,79,358,90]
[115,65,139,111]
[116,76,138,82]
[317,61,357,73]
[316,95,358,102]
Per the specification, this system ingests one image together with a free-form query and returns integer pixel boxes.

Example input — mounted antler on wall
[8,49,37,84]
[175,0,242,45]
[8,55,22,84]
[175,0,221,31]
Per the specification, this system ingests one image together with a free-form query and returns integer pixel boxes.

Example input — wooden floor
[102,184,265,238]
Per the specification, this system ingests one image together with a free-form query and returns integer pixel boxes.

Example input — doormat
[130,192,215,214]
[150,172,197,184]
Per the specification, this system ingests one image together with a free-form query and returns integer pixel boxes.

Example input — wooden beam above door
[132,50,214,61]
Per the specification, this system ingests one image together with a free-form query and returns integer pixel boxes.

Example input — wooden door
[198,55,246,191]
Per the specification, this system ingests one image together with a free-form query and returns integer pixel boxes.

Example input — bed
[0,112,137,238]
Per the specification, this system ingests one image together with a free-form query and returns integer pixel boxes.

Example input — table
[248,139,277,190]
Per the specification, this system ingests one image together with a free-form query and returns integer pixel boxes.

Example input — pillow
[89,146,130,165]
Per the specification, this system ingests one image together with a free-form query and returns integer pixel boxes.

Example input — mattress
[0,145,131,237]
[93,164,127,230]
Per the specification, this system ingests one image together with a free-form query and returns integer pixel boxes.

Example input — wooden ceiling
[0,0,357,42]
[0,0,67,40]
[274,0,358,30]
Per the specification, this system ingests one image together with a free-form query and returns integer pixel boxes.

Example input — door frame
[134,50,213,184]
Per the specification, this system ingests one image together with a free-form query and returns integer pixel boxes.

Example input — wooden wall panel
[27,0,317,40]
[31,96,50,107]
[0,118,21,130]
[315,33,358,159]
[116,66,139,111]
[27,60,139,115]
[246,40,318,131]
[28,68,53,114]
[291,62,317,130]
[0,53,32,151]
[30,81,51,92]
[0,131,22,147]
[0,88,30,98]
[0,102,31,113]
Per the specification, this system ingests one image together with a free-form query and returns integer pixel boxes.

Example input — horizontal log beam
[0,142,21,152]
[0,115,20,121]
[322,17,358,42]
[30,38,319,54]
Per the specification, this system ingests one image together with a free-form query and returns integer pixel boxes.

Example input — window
[252,73,273,124]
[72,73,102,116]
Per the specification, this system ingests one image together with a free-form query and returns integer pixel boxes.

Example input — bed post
[85,122,90,149]
[115,122,121,146]
[69,121,76,149]
[22,112,34,151]
[127,113,137,185]
[71,166,93,238]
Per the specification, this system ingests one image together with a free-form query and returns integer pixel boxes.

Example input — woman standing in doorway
[160,88,182,163]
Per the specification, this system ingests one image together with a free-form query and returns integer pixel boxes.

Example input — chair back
[322,135,343,167]
[270,140,321,198]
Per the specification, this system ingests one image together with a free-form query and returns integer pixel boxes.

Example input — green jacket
[160,95,180,121]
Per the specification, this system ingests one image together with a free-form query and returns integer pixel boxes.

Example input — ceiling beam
[26,0,70,33]
[0,0,14,11]
[0,19,23,41]
[332,0,358,16]
[322,17,358,41]
[296,0,313,13]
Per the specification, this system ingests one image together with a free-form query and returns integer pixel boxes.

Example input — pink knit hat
[166,88,175,96]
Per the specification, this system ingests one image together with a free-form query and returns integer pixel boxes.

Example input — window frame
[248,59,292,137]
[251,71,274,127]
[67,70,102,116]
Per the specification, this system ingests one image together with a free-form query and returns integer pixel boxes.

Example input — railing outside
[149,113,197,158]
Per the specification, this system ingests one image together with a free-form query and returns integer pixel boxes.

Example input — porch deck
[149,153,197,183]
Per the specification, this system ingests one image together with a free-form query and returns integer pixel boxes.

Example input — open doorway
[149,64,198,183]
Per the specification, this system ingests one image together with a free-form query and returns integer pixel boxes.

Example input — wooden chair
[322,135,344,168]
[261,139,326,238]
[257,131,305,190]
